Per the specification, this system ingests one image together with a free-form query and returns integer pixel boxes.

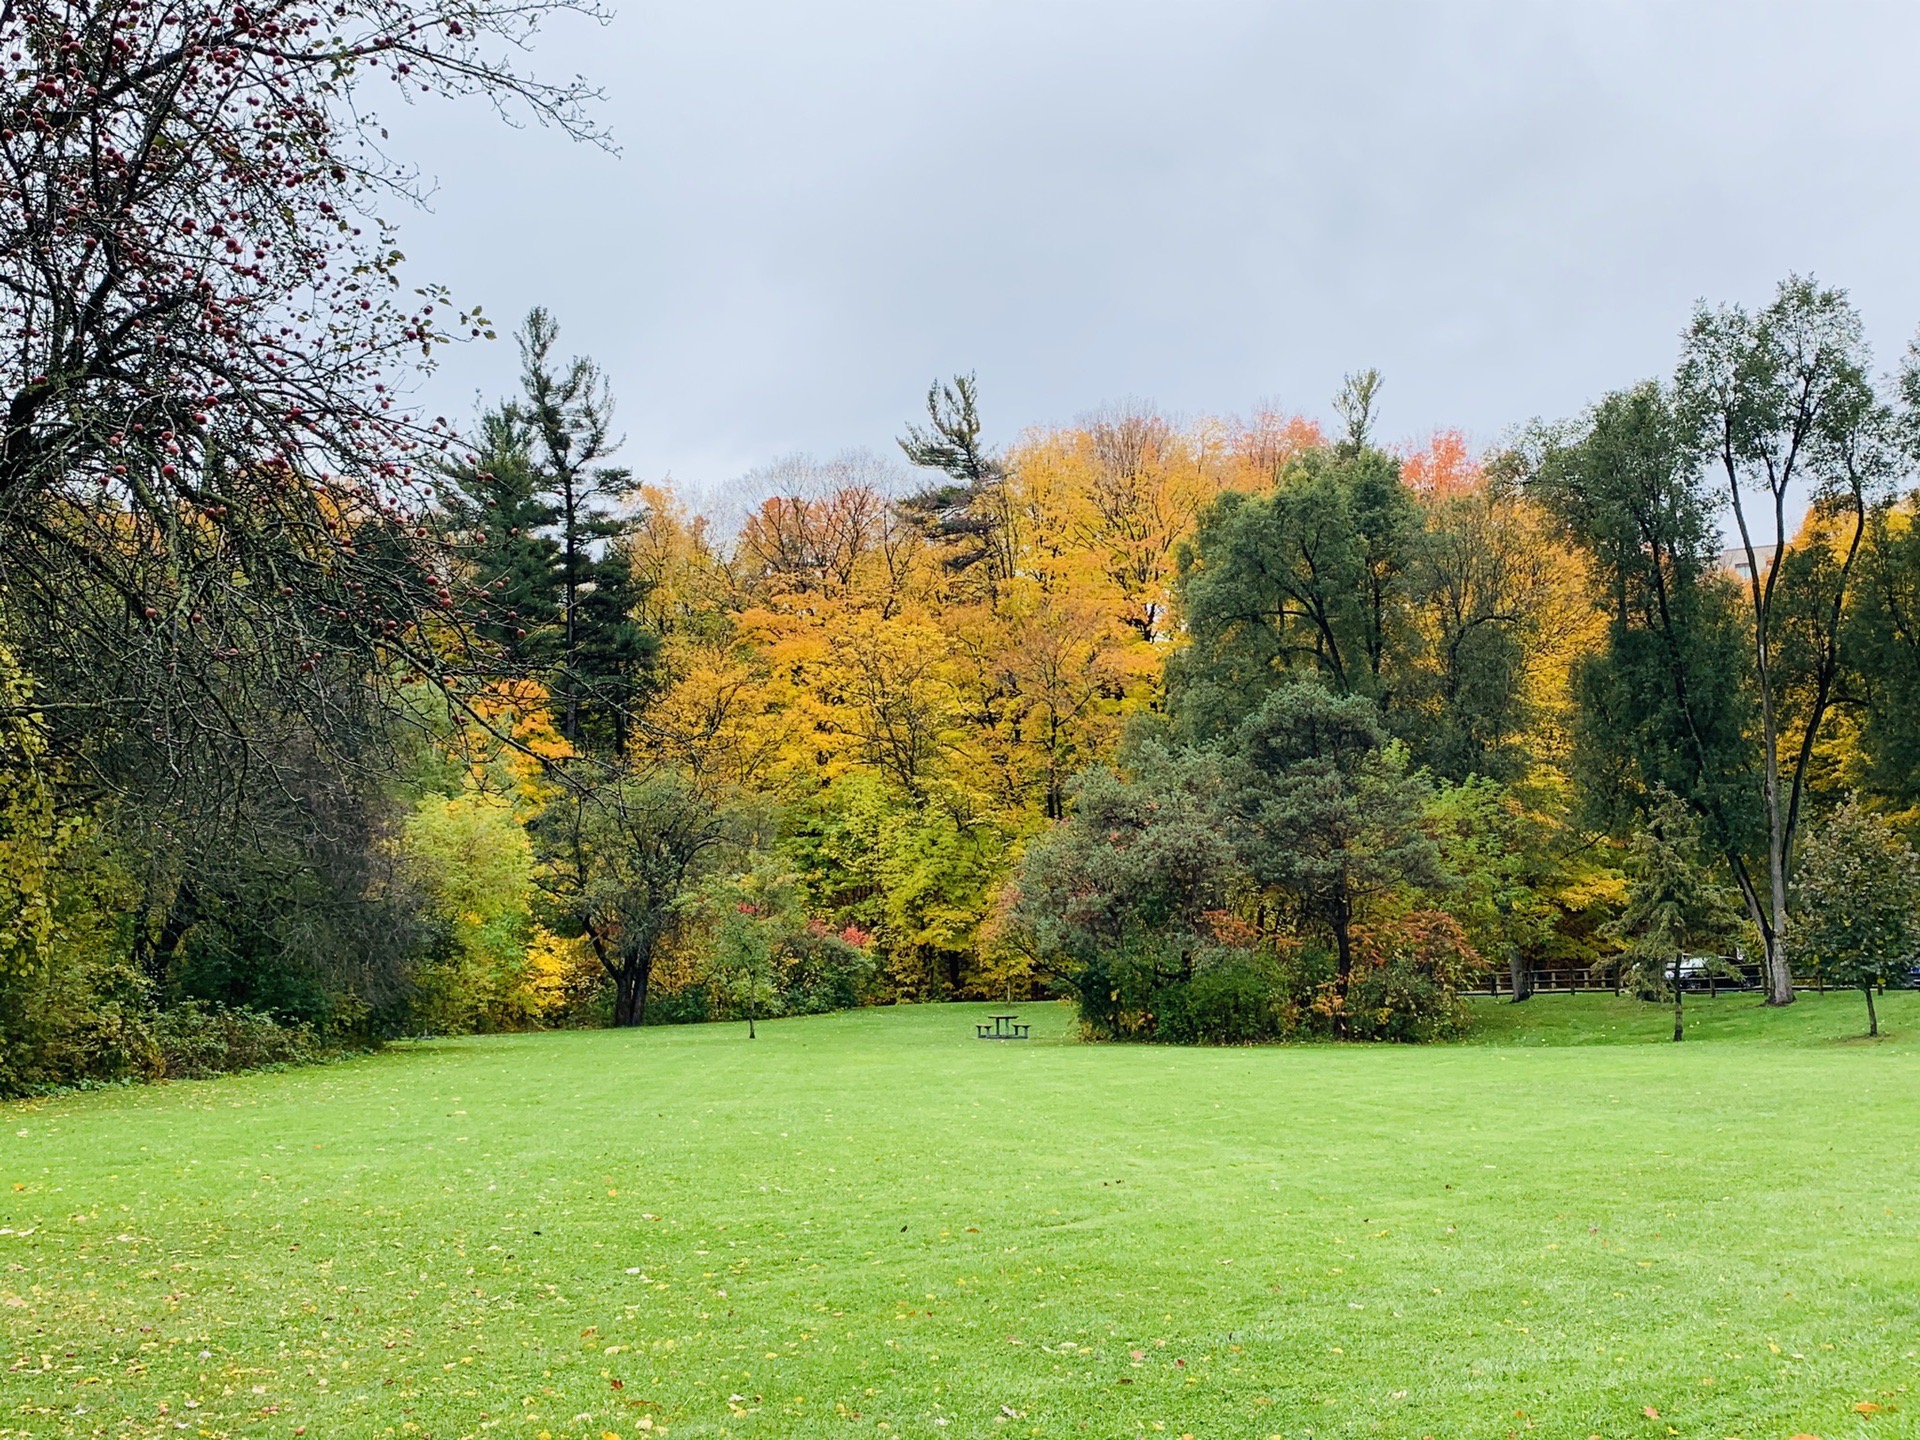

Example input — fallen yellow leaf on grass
[1854,1403,1882,1415]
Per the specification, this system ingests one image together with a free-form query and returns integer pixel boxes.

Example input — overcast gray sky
[388,1,1920,497]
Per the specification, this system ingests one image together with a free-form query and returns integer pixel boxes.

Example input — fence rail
[1466,957,1771,997]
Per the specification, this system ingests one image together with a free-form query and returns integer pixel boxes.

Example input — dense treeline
[6,0,1920,1084]
[12,284,1920,1082]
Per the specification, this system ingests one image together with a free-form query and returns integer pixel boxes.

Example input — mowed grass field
[5,994,1920,1440]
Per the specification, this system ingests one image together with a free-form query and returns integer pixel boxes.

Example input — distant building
[1717,543,1780,582]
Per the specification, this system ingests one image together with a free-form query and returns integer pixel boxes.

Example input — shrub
[0,960,159,1095]
[778,926,877,1016]
[0,813,160,1096]
[1342,911,1477,1041]
[1068,915,1472,1047]
[1152,958,1286,1045]
[151,1002,327,1080]
[643,984,712,1026]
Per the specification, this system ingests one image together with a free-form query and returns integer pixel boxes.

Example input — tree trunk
[1755,692,1795,1006]
[1865,985,1878,1038]
[135,879,200,999]
[562,477,582,745]
[1508,947,1531,1003]
[1671,952,1684,1043]
[1763,868,1793,1005]
[1332,909,1354,1036]
[612,959,652,1028]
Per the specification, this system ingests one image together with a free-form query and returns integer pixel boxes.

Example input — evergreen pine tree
[447,405,562,668]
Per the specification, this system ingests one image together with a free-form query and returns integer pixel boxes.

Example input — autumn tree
[1841,506,1920,810]
[0,0,603,784]
[1405,436,1579,782]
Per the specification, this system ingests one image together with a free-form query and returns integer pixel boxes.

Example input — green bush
[151,1002,327,1079]
[1067,919,1471,1047]
[1152,959,1285,1044]
[643,985,713,1026]
[776,929,875,1016]
[0,960,160,1095]
[0,817,161,1096]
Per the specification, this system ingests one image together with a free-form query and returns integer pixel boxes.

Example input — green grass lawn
[6,993,1920,1440]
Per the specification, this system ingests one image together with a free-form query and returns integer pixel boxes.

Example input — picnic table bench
[976,1012,1030,1040]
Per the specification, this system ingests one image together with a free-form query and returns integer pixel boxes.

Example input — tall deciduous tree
[1675,278,1896,1003]
[1405,450,1578,783]
[1529,384,1762,964]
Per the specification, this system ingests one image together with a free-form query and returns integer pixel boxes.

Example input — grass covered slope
[5,995,1919,1440]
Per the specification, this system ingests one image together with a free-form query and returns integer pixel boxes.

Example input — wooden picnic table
[976,1013,1031,1040]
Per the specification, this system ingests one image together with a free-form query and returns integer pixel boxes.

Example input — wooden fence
[1466,956,1770,997]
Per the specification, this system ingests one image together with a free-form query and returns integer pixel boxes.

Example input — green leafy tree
[1405,474,1546,783]
[1216,678,1441,1029]
[702,859,874,1036]
[1528,384,1762,966]
[534,765,742,1027]
[1674,277,1897,1003]
[1792,798,1920,1037]
[1170,440,1423,741]
[0,648,58,984]
[1426,777,1564,1001]
[1843,506,1920,809]
[1607,795,1742,1042]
